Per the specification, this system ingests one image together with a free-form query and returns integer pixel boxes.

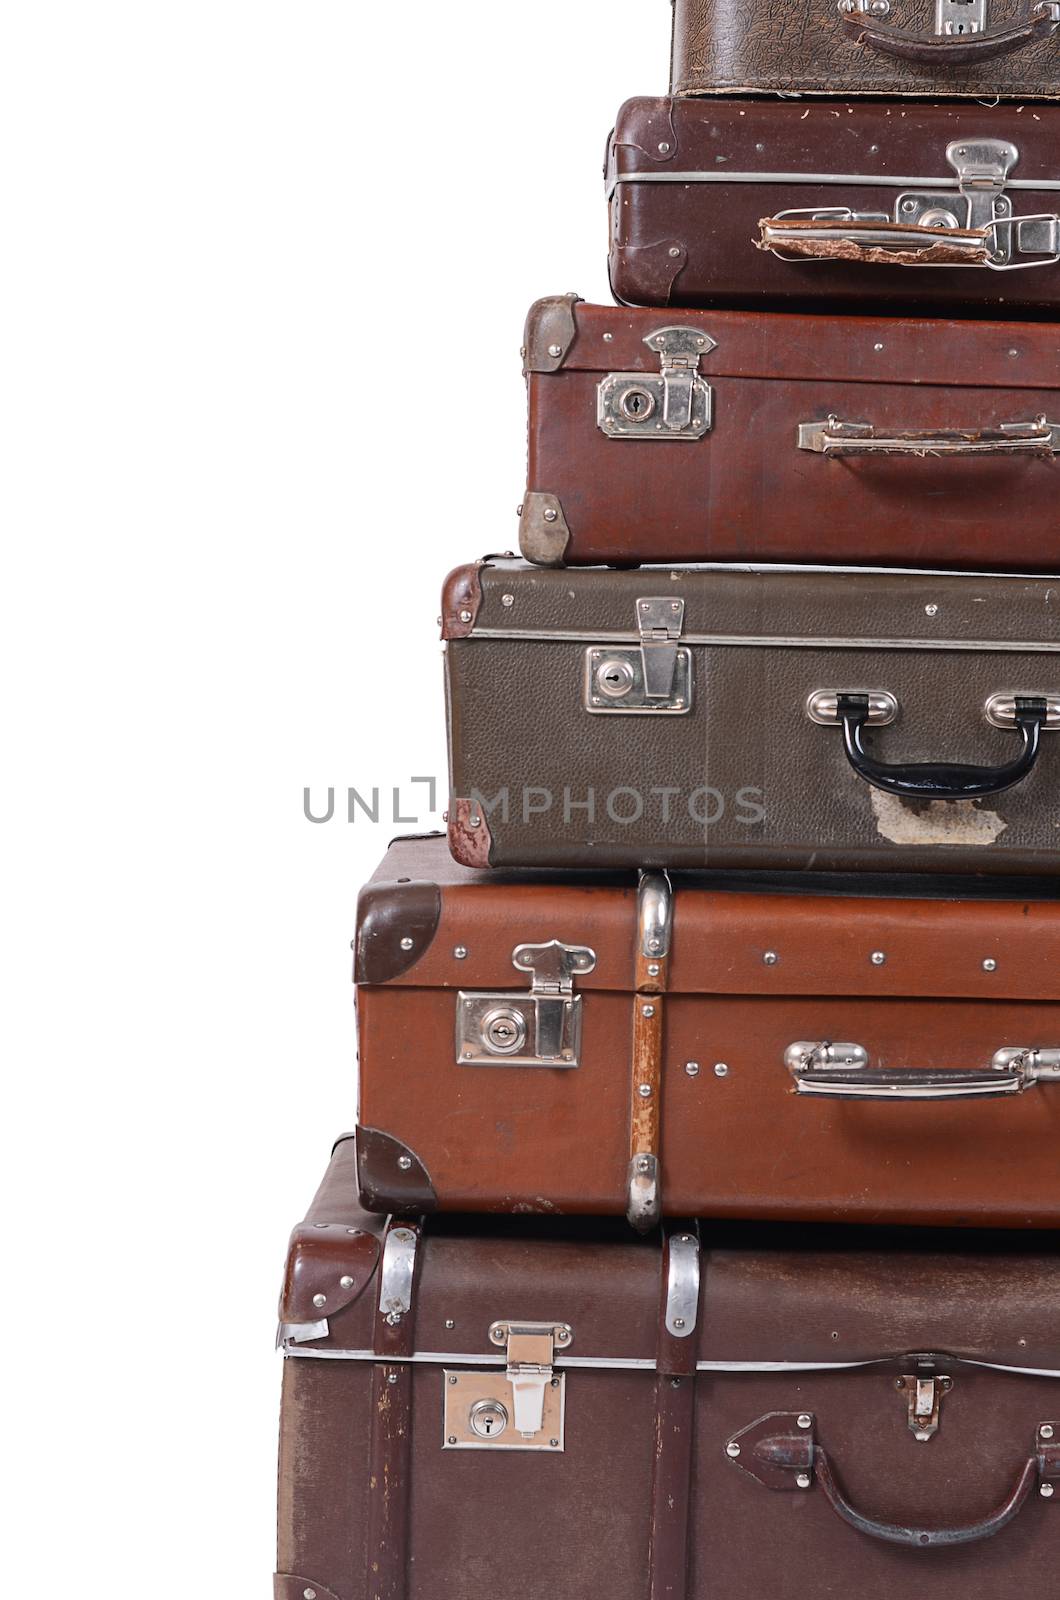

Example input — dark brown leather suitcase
[276,1136,1060,1600]
[444,560,1060,877]
[353,836,1060,1229]
[609,99,1060,316]
[671,0,1060,99]
[519,297,1060,570]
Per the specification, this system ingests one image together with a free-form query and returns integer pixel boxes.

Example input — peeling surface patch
[870,788,1008,847]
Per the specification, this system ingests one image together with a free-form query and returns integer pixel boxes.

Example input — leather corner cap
[440,561,483,639]
[278,1221,381,1325]
[447,798,492,868]
[355,878,441,984]
[357,1127,437,1216]
[275,1578,341,1600]
[522,293,581,372]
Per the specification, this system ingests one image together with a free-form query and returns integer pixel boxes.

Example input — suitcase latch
[598,326,714,441]
[456,941,596,1068]
[442,1322,571,1452]
[585,598,693,715]
[896,1362,953,1442]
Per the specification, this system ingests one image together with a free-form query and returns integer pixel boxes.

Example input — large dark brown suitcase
[609,99,1060,317]
[444,559,1060,877]
[354,836,1060,1229]
[276,1137,1060,1600]
[519,297,1060,570]
[670,0,1060,100]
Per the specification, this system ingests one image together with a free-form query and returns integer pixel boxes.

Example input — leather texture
[446,560,1060,875]
[277,1150,1060,1599]
[609,100,1060,317]
[354,878,441,985]
[522,301,1060,569]
[670,0,1060,96]
[354,838,1060,1226]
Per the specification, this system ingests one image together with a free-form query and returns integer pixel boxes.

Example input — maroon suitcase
[608,99,1060,317]
[276,1137,1060,1600]
[519,297,1060,569]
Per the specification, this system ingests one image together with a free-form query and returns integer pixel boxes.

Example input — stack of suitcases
[275,3,1060,1595]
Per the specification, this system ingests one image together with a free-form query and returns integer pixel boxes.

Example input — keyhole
[618,385,656,424]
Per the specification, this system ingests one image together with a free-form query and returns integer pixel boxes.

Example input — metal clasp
[585,598,693,716]
[443,1322,571,1452]
[490,1321,572,1435]
[456,941,596,1068]
[897,1362,954,1442]
[935,0,987,34]
[598,326,714,441]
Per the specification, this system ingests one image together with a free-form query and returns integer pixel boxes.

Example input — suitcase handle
[786,1044,1060,1100]
[838,0,1060,67]
[726,1413,1058,1548]
[797,415,1060,457]
[835,691,1049,801]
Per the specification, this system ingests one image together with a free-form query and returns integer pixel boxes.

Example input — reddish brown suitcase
[353,837,1060,1230]
[276,1136,1060,1600]
[519,297,1060,569]
[444,561,1060,877]
[608,99,1060,317]
[670,0,1060,100]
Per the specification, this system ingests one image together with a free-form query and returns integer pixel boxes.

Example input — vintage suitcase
[444,559,1060,877]
[608,99,1060,317]
[519,297,1060,570]
[276,1137,1060,1600]
[353,835,1060,1229]
[670,0,1060,100]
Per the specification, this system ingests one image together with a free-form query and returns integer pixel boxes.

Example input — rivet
[454,945,468,960]
[673,1317,686,1330]
[305,1590,317,1600]
[638,1156,651,1173]
[874,342,884,351]
[400,936,414,951]
[386,1311,402,1326]
[714,1062,729,1078]
[871,951,886,966]
[797,1473,812,1490]
[346,1228,359,1235]
[1008,347,1019,358]
[983,958,997,972]
[397,1155,413,1171]
[658,141,671,154]
[468,814,481,828]
[763,951,778,966]
[638,1084,653,1098]
[726,1441,741,1458]
[798,1414,812,1429]
[1042,1483,1055,1498]
[313,1293,327,1308]
[642,1004,656,1018]
[556,1328,571,1344]
[550,1438,560,1448]
[448,1374,458,1385]
[668,246,681,257]
[648,938,662,953]
[459,609,472,623]
[445,1319,455,1329]
[925,603,939,617]
[1042,1425,1055,1440]
[647,962,660,977]
[501,593,515,608]
[548,343,563,358]
[603,332,614,342]
[340,1275,355,1289]
[543,508,558,523]
[685,1061,700,1077]
[448,1435,458,1445]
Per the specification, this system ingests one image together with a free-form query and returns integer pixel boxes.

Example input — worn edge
[519,492,571,566]
[447,797,493,868]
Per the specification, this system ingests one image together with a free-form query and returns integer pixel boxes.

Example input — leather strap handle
[759,215,991,267]
[840,1,1060,66]
[816,1449,1039,1548]
[838,692,1047,801]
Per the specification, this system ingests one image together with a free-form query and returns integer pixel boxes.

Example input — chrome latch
[585,598,693,716]
[442,1322,571,1453]
[456,940,596,1068]
[598,326,714,441]
[935,0,987,35]
[897,1362,953,1442]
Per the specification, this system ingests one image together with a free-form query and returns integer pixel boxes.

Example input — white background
[2,3,663,1591]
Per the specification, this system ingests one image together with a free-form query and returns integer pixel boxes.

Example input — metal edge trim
[469,628,1060,654]
[281,1349,1060,1378]
[606,169,1060,200]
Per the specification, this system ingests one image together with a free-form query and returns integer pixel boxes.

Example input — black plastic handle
[838,693,1047,802]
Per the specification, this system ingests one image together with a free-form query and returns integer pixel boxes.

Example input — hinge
[456,940,596,1067]
[897,1363,953,1442]
[584,598,693,716]
[597,326,714,441]
[442,1322,572,1452]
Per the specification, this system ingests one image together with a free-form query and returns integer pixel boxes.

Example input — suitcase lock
[443,1322,571,1452]
[598,326,714,441]
[585,598,693,716]
[456,941,596,1068]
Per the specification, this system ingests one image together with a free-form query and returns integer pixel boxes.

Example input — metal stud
[673,1317,686,1330]
[685,1061,700,1077]
[983,958,997,972]
[386,1311,402,1326]
[637,1156,652,1174]
[1042,1425,1055,1440]
[714,1062,729,1078]
[668,246,681,258]
[304,1589,317,1600]
[798,1414,812,1429]
[1042,1484,1055,1499]
[603,332,614,342]
[638,1084,652,1098]
[448,1435,458,1445]
[726,1441,741,1458]
[550,1438,560,1448]
[388,1372,399,1385]
[313,1293,327,1308]
[642,1004,656,1018]
[501,593,515,608]
[400,936,414,951]
[454,945,468,960]
[448,1375,458,1385]
[459,609,472,623]
[647,963,660,977]
[340,1275,355,1289]
[548,343,563,358]
[871,951,886,966]
[658,141,671,154]
[763,951,778,966]
[397,1155,413,1171]
[797,1473,812,1490]
[925,604,939,617]
[543,508,558,523]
